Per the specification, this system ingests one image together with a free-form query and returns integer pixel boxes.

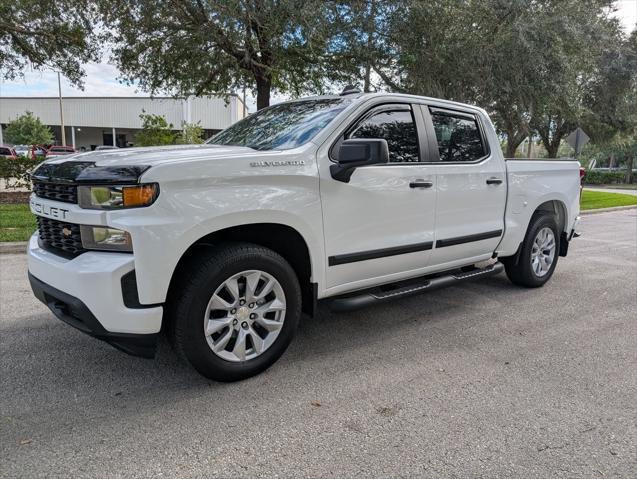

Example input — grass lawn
[580,190,637,211]
[0,204,36,242]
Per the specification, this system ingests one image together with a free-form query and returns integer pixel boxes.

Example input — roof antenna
[340,85,362,96]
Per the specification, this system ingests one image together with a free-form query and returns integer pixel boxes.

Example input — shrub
[177,122,204,144]
[5,111,54,145]
[583,170,626,185]
[135,112,177,146]
[0,155,38,189]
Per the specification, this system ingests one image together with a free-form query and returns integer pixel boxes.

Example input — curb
[581,205,637,215]
[0,242,27,255]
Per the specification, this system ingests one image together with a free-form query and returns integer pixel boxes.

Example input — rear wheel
[168,243,302,381]
[503,213,560,288]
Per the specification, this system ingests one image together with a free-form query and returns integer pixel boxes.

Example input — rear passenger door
[422,106,506,268]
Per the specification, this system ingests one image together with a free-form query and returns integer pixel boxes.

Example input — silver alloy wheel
[203,270,286,362]
[531,227,556,277]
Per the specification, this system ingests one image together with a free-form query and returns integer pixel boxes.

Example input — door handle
[486,178,503,185]
[409,179,434,189]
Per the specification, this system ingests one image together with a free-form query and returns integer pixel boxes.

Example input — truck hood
[31,144,279,183]
[48,144,263,167]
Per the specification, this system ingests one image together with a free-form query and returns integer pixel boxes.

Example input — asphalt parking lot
[1,210,635,478]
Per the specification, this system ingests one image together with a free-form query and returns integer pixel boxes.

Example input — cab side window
[349,109,420,163]
[430,110,486,162]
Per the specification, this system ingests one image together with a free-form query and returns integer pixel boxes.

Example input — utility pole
[57,72,66,146]
[242,85,247,118]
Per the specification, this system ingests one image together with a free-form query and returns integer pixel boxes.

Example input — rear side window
[349,109,420,163]
[0,148,11,155]
[430,110,486,162]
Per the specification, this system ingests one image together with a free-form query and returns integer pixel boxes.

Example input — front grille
[36,217,86,256]
[33,180,78,204]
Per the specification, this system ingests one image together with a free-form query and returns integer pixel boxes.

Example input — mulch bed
[0,191,31,204]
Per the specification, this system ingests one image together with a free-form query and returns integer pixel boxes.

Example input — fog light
[80,225,133,252]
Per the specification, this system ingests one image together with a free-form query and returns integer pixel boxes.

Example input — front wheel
[502,213,560,288]
[168,243,302,381]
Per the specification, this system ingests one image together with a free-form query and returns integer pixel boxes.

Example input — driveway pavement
[1,210,635,478]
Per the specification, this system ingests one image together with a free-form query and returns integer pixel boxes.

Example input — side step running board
[328,262,504,312]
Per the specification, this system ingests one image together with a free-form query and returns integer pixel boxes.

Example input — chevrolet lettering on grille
[30,199,70,220]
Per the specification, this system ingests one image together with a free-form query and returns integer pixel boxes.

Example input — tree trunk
[546,143,560,158]
[626,156,633,184]
[255,75,272,110]
[504,128,526,158]
[363,0,376,93]
[363,63,371,92]
[506,141,518,158]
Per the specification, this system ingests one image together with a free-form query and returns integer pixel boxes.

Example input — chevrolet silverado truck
[27,92,581,381]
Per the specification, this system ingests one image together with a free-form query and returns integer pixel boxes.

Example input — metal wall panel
[0,96,239,130]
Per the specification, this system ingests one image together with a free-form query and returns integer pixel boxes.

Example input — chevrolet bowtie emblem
[62,227,72,237]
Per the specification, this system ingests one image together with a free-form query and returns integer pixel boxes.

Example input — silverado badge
[250,160,306,167]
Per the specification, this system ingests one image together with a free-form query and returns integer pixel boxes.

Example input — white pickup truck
[27,92,581,381]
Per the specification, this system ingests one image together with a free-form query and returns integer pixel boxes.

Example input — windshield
[208,98,351,150]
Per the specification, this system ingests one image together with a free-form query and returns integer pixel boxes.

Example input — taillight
[579,167,585,185]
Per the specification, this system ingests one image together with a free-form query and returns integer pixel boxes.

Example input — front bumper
[27,233,163,357]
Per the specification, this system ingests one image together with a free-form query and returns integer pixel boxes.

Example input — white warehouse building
[0,96,247,150]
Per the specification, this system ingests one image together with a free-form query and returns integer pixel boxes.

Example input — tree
[367,0,627,158]
[581,29,637,144]
[177,122,205,144]
[4,112,53,145]
[526,0,622,158]
[0,0,99,87]
[101,0,336,110]
[135,113,177,146]
[327,0,402,92]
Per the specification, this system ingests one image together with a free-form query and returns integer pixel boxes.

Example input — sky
[1,0,635,111]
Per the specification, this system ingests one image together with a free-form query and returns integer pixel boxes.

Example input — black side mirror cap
[330,139,389,182]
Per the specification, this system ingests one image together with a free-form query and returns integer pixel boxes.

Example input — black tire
[167,242,302,382]
[502,213,560,288]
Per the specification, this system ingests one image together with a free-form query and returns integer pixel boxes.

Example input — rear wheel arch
[534,199,567,234]
[503,199,568,264]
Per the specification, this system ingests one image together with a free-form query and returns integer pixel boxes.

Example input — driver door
[319,103,437,291]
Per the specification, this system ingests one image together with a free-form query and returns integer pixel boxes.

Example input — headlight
[80,225,133,252]
[78,183,159,209]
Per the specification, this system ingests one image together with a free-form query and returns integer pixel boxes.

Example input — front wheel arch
[166,223,315,321]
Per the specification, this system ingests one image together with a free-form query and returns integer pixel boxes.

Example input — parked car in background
[46,145,77,158]
[14,145,30,157]
[95,145,120,151]
[0,145,18,159]
[26,146,48,161]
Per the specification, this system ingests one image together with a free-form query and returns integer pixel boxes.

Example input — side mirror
[330,139,389,182]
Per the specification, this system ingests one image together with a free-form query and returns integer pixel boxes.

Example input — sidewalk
[584,186,637,196]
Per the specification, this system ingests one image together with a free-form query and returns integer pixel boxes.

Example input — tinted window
[209,98,350,151]
[430,111,486,162]
[0,148,11,155]
[350,109,420,162]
